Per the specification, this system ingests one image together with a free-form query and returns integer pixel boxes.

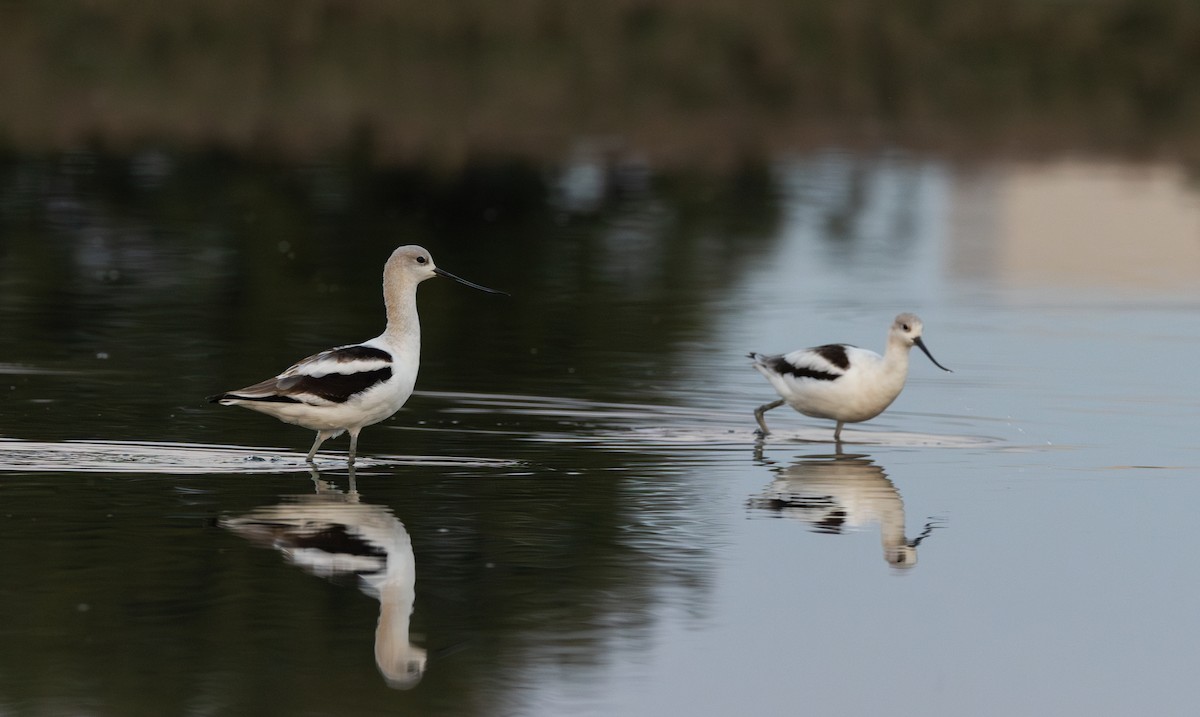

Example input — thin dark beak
[433,267,508,295]
[913,336,952,372]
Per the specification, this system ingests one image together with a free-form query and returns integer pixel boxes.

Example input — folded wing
[210,345,394,405]
[770,343,852,382]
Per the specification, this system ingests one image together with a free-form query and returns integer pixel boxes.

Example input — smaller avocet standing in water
[209,245,505,464]
[748,313,951,441]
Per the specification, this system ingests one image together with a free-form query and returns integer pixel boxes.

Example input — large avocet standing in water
[210,245,504,464]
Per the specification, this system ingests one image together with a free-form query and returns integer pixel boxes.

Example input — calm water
[2,151,1199,716]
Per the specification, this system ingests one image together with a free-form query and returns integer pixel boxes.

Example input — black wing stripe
[327,346,393,363]
[767,356,840,381]
[285,367,393,403]
[812,344,851,370]
[207,392,303,404]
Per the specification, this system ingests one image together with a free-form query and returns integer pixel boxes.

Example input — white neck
[382,268,420,343]
[883,333,913,370]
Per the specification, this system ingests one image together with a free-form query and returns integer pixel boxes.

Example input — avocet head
[385,245,506,294]
[891,313,952,372]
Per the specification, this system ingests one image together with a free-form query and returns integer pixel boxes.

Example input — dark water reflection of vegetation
[0,149,780,430]
[0,148,777,714]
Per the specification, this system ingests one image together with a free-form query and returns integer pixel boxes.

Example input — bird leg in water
[306,431,334,463]
[754,399,785,436]
[347,428,361,465]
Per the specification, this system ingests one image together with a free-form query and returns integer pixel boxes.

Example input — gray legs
[306,429,361,465]
[347,428,361,465]
[306,431,334,463]
[754,399,785,436]
[755,403,847,443]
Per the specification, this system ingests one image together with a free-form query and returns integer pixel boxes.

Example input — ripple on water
[0,393,1001,474]
[0,439,516,474]
[416,390,1002,451]
[0,363,77,375]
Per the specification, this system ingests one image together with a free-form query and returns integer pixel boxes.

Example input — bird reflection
[220,466,426,688]
[749,450,941,568]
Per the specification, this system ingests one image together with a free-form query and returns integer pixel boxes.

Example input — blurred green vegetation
[3,0,1200,163]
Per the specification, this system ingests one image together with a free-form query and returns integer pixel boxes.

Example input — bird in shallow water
[209,245,504,464]
[748,313,951,441]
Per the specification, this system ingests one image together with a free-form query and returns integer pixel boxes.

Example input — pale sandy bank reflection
[220,468,425,689]
[947,161,1200,290]
[749,451,940,569]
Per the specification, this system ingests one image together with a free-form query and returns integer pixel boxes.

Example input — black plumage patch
[280,366,393,403]
[328,345,392,363]
[767,356,840,381]
[207,392,301,404]
[812,344,851,370]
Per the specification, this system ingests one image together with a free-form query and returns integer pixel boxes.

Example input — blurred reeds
[3,0,1200,164]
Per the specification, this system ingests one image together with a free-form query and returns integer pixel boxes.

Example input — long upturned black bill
[434,266,508,295]
[913,336,952,372]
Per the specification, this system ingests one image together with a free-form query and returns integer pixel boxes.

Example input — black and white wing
[210,344,394,406]
[755,343,853,382]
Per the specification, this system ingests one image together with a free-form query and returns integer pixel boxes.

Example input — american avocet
[208,245,504,464]
[748,313,951,441]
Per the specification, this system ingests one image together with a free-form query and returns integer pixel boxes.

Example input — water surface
[2,152,1199,716]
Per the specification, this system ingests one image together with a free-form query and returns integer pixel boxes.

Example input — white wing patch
[281,344,394,380]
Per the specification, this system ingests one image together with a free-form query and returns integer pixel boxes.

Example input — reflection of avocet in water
[749,451,941,568]
[221,469,425,688]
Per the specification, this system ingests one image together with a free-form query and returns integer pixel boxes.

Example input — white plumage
[209,245,504,464]
[749,313,951,441]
